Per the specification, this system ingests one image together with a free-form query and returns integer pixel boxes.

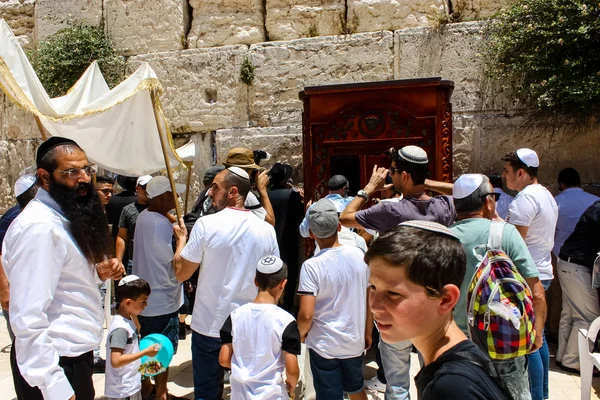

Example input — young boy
[105,275,159,400]
[219,256,301,399]
[297,198,371,400]
[366,220,510,400]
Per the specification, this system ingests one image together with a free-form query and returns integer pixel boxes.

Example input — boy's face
[368,257,443,344]
[127,294,149,316]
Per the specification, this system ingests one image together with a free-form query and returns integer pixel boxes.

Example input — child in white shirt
[219,256,301,400]
[105,275,159,400]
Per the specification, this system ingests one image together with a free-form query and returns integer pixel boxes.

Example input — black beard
[49,177,113,264]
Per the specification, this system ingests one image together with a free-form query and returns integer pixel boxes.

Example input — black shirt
[106,191,137,237]
[415,340,509,400]
[559,200,600,268]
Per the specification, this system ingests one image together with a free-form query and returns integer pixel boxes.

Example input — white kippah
[257,256,284,274]
[118,274,141,286]
[14,173,36,197]
[228,166,250,179]
[453,174,484,199]
[516,148,540,168]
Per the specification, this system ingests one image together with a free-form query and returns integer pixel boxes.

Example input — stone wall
[2,3,600,212]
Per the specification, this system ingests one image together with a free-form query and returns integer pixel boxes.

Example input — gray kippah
[398,145,428,164]
[308,198,339,239]
[399,220,460,240]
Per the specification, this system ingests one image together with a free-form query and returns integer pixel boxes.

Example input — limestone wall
[2,3,600,212]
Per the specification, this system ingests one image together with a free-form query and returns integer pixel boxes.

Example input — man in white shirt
[488,174,514,220]
[173,167,279,400]
[553,167,599,257]
[502,148,558,400]
[133,176,186,400]
[1,137,123,400]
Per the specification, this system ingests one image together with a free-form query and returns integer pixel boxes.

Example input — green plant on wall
[484,0,600,121]
[240,56,255,85]
[28,24,125,98]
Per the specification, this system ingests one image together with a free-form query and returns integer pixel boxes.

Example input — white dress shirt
[1,189,103,400]
[553,187,599,256]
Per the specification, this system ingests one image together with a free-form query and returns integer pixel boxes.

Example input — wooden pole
[34,115,48,140]
[150,90,182,221]
[184,162,193,214]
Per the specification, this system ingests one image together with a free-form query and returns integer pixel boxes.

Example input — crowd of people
[0,136,598,400]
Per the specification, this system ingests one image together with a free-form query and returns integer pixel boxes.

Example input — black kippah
[36,136,78,167]
[328,175,348,191]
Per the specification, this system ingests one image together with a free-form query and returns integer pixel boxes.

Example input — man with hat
[450,173,546,400]
[340,145,455,399]
[502,148,558,400]
[132,175,186,400]
[2,136,124,400]
[299,174,353,238]
[297,198,371,400]
[223,148,275,226]
[116,175,152,275]
[173,166,279,400]
[267,163,304,312]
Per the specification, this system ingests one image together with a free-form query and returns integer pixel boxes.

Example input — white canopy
[0,19,182,176]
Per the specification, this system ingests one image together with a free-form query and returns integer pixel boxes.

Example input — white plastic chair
[578,316,600,400]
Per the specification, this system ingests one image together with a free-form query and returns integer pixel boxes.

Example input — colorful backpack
[466,221,536,360]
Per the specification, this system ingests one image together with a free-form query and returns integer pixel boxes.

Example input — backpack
[466,221,536,360]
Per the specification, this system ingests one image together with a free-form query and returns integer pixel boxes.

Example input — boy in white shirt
[105,275,159,400]
[297,198,372,400]
[219,256,301,399]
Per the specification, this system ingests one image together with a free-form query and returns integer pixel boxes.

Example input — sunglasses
[481,192,501,201]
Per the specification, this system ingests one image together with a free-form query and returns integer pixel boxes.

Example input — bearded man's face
[46,149,112,263]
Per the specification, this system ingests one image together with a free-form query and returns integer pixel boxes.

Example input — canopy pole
[150,90,182,221]
[34,115,48,140]
[184,163,193,214]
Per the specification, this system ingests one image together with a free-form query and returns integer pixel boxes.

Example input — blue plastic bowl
[139,333,174,376]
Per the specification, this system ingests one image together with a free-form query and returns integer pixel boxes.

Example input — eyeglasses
[98,188,114,196]
[481,192,501,201]
[54,165,98,178]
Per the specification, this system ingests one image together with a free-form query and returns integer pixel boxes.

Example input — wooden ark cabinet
[300,78,455,202]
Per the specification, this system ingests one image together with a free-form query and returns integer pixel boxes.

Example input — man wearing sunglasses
[449,173,546,400]
[1,136,124,400]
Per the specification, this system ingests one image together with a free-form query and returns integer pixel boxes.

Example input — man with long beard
[1,137,124,400]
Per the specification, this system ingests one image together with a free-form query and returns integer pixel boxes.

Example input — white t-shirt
[553,187,599,256]
[494,187,514,220]
[507,184,558,280]
[133,210,183,316]
[104,315,141,398]
[246,191,267,220]
[297,245,369,359]
[220,303,301,400]
[180,207,279,337]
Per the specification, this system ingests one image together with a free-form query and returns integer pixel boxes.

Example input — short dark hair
[38,144,83,172]
[95,175,114,185]
[116,175,138,192]
[502,151,538,178]
[454,176,491,213]
[558,167,580,187]
[115,278,151,308]
[256,263,288,291]
[16,183,39,208]
[487,174,503,189]
[365,226,466,297]
[223,170,251,199]
[390,153,429,185]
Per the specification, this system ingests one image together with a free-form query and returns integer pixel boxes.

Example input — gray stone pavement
[0,311,599,400]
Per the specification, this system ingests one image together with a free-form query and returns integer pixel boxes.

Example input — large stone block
[395,22,520,114]
[248,31,395,127]
[459,0,512,19]
[187,0,265,48]
[2,101,39,141]
[0,0,35,49]
[349,0,445,32]
[0,139,39,213]
[104,0,188,56]
[128,46,249,133]
[266,0,345,41]
[472,114,600,195]
[35,0,103,41]
[216,126,303,180]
